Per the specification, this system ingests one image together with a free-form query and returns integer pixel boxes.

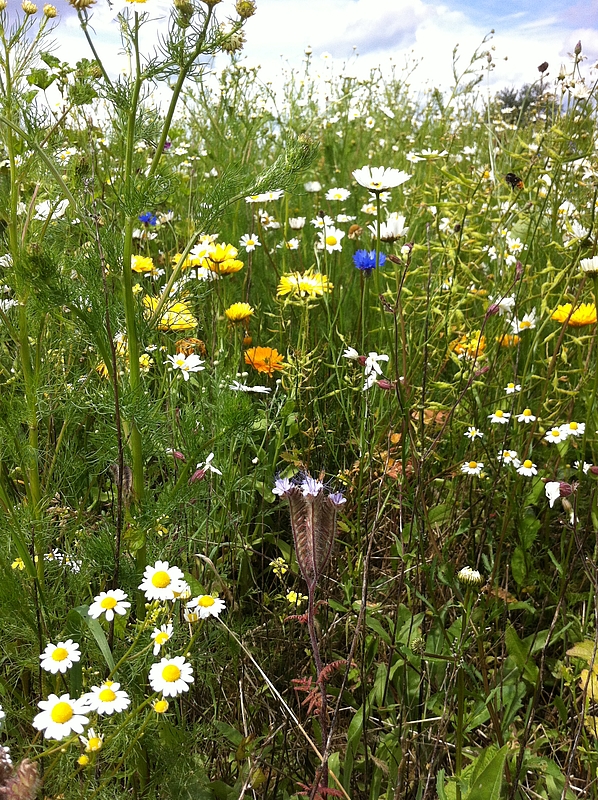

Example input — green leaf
[566,639,598,665]
[70,605,115,672]
[505,624,539,683]
[464,745,508,800]
[41,51,61,68]
[511,546,527,587]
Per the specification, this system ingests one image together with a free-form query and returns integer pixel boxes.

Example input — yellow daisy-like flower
[497,333,521,347]
[276,268,333,300]
[142,296,197,332]
[225,302,254,323]
[551,302,597,327]
[12,557,25,570]
[131,255,156,274]
[244,346,286,376]
[449,330,486,360]
[207,243,244,275]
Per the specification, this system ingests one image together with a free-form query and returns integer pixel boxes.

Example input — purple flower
[327,491,346,506]
[138,212,158,226]
[353,249,385,277]
[301,475,324,497]
[272,477,294,496]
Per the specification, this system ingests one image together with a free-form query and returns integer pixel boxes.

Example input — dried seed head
[2,759,41,800]
[219,22,245,53]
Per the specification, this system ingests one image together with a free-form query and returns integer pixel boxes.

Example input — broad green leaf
[511,546,527,587]
[566,640,598,666]
[505,624,539,683]
[464,745,508,800]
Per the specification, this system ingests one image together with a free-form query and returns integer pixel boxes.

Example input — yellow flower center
[86,737,102,752]
[468,461,478,470]
[523,409,531,417]
[155,632,169,645]
[325,235,337,246]
[51,702,73,723]
[520,320,531,329]
[52,647,68,662]
[162,665,181,682]
[197,595,215,608]
[100,597,118,609]
[507,383,514,389]
[523,460,533,469]
[495,410,503,418]
[99,688,116,702]
[550,429,559,437]
[570,422,578,430]
[153,700,169,713]
[151,571,171,588]
[371,181,382,189]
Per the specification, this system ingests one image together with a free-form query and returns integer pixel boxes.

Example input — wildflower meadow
[2,1,598,797]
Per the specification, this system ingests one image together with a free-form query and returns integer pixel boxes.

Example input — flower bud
[457,566,484,587]
[377,379,395,391]
[0,0,7,10]
[574,40,582,56]
[538,61,549,73]
[411,636,426,655]
[43,3,57,15]
[235,0,256,18]
[21,0,37,13]
[66,0,96,9]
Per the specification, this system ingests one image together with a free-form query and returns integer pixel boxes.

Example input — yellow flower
[43,3,58,15]
[143,296,197,332]
[139,353,153,372]
[207,243,244,275]
[225,302,254,323]
[153,699,169,714]
[12,557,25,570]
[77,755,90,767]
[277,269,333,300]
[450,330,486,359]
[551,302,597,327]
[286,590,307,606]
[496,333,521,347]
[244,346,286,376]
[131,255,157,274]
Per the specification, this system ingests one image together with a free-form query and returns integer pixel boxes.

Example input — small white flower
[317,226,345,253]
[352,165,411,193]
[239,233,261,252]
[559,421,585,437]
[84,681,130,716]
[488,410,510,424]
[228,380,271,394]
[580,256,598,275]
[461,460,483,476]
[187,594,226,619]
[40,640,81,674]
[288,216,306,229]
[80,728,104,753]
[304,181,322,193]
[149,656,194,697]
[574,460,592,474]
[516,409,536,423]
[511,310,537,333]
[545,481,561,508]
[343,347,360,360]
[497,449,520,467]
[325,187,351,201]
[165,353,205,381]
[196,452,222,475]
[517,459,538,477]
[545,427,567,444]
[139,560,185,602]
[488,294,516,315]
[33,693,89,740]
[88,589,130,622]
[464,426,483,440]
[504,382,521,394]
[151,624,174,656]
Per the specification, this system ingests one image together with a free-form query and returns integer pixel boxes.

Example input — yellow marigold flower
[225,302,254,323]
[497,333,521,347]
[131,255,156,274]
[449,330,486,359]
[96,362,110,379]
[551,302,597,327]
[139,353,153,372]
[244,346,286,376]
[143,296,197,332]
[171,252,205,270]
[277,268,333,299]
[207,243,244,275]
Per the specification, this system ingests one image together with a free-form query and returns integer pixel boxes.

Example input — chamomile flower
[239,233,261,252]
[165,353,205,381]
[317,226,345,253]
[325,187,351,201]
[84,681,130,716]
[488,410,510,424]
[151,624,174,656]
[497,449,520,467]
[560,421,585,437]
[352,165,411,193]
[187,595,226,619]
[545,427,567,444]
[33,694,89,740]
[40,640,81,674]
[461,460,483,476]
[148,656,194,697]
[511,310,537,333]
[517,459,538,477]
[80,729,103,753]
[504,382,521,394]
[464,426,483,440]
[139,560,185,602]
[88,589,130,622]
[516,408,536,423]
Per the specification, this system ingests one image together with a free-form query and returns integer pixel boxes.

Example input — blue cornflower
[353,249,385,276]
[138,212,158,226]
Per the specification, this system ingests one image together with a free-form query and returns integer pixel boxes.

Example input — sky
[17,0,598,96]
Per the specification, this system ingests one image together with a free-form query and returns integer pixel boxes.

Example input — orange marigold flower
[497,333,521,347]
[244,346,286,376]
[449,330,486,359]
[551,302,597,327]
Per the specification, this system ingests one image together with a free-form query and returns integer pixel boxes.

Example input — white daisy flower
[228,380,271,394]
[80,728,104,752]
[574,460,592,474]
[511,310,537,333]
[504,382,521,394]
[461,460,483,476]
[148,656,194,698]
[517,459,538,477]
[488,410,511,424]
[151,624,174,656]
[325,187,351,201]
[138,560,185,602]
[84,681,130,716]
[40,640,81,674]
[464,426,483,440]
[288,217,306,229]
[497,449,520,467]
[516,409,536,423]
[165,353,205,382]
[352,165,411,193]
[310,214,334,229]
[239,233,261,251]
[317,226,345,253]
[545,427,567,444]
[33,693,89,740]
[88,589,130,622]
[545,481,561,508]
[560,421,585,437]
[187,595,226,619]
